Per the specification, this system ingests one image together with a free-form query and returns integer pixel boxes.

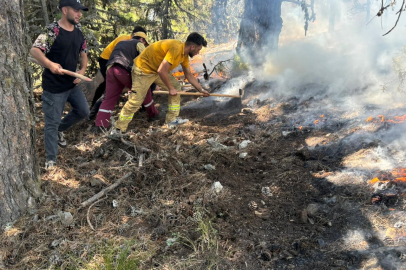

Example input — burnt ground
[1,81,406,270]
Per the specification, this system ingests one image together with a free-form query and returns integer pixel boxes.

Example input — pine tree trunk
[0,0,41,227]
[210,0,229,44]
[237,0,283,56]
[161,0,171,39]
[40,0,49,25]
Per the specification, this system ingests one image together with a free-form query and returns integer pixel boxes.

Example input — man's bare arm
[30,47,64,75]
[157,60,178,96]
[184,67,209,97]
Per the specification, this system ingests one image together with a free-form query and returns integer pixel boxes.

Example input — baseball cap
[59,0,89,11]
[133,31,149,45]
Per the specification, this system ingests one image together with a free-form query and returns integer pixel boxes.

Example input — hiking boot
[45,160,56,170]
[58,131,67,148]
[167,118,189,129]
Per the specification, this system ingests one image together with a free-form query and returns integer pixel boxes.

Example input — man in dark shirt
[30,0,89,169]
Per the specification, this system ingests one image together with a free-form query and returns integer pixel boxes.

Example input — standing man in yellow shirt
[114,32,210,132]
[88,26,146,119]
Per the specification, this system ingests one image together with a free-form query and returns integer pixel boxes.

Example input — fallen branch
[208,59,233,77]
[87,197,106,231]
[118,137,151,153]
[81,172,132,208]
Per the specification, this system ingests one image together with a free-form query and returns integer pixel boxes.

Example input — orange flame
[368,177,389,185]
[172,66,199,80]
[387,114,406,124]
[366,114,406,124]
[369,168,406,185]
[314,119,320,124]
[392,168,406,182]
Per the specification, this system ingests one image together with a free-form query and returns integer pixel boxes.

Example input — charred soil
[1,86,406,270]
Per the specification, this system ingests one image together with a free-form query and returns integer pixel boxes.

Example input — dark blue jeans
[42,86,89,162]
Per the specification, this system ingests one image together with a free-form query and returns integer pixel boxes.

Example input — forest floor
[2,73,406,270]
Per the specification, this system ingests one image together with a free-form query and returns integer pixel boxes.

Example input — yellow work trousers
[115,66,181,132]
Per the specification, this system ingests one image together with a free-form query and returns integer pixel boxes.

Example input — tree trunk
[161,0,171,39]
[329,0,340,32]
[237,0,283,57]
[0,0,41,228]
[210,0,229,44]
[40,0,49,25]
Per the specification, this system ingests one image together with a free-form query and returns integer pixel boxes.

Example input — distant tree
[237,0,315,58]
[209,0,244,44]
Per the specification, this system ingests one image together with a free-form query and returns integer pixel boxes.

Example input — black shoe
[58,132,67,148]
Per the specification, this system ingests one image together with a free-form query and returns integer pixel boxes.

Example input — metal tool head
[239,88,244,99]
[203,63,209,81]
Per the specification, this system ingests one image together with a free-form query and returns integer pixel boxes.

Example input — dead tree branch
[383,0,405,36]
[80,172,132,208]
[87,197,106,231]
[208,59,233,76]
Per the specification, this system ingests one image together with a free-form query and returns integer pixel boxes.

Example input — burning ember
[368,168,406,185]
[366,114,406,124]
[314,114,325,125]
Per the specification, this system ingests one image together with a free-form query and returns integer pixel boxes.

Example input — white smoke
[255,1,406,108]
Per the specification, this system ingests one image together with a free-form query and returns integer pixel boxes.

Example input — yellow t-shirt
[100,34,132,60]
[135,40,190,74]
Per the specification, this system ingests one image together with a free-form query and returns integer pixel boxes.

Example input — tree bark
[40,0,49,25]
[210,0,229,44]
[0,0,41,227]
[237,0,283,58]
[161,0,171,39]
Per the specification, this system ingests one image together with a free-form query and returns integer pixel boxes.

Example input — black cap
[59,0,89,11]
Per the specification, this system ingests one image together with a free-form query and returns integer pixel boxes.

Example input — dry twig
[87,197,106,231]
[81,172,132,208]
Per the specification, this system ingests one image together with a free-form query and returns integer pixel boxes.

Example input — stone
[58,211,73,226]
[206,138,228,150]
[306,203,319,217]
[211,182,223,194]
[261,186,271,196]
[204,164,216,170]
[239,140,252,150]
[239,152,248,159]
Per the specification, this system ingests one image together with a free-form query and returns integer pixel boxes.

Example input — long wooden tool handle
[29,57,92,82]
[60,69,93,82]
[154,91,240,98]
